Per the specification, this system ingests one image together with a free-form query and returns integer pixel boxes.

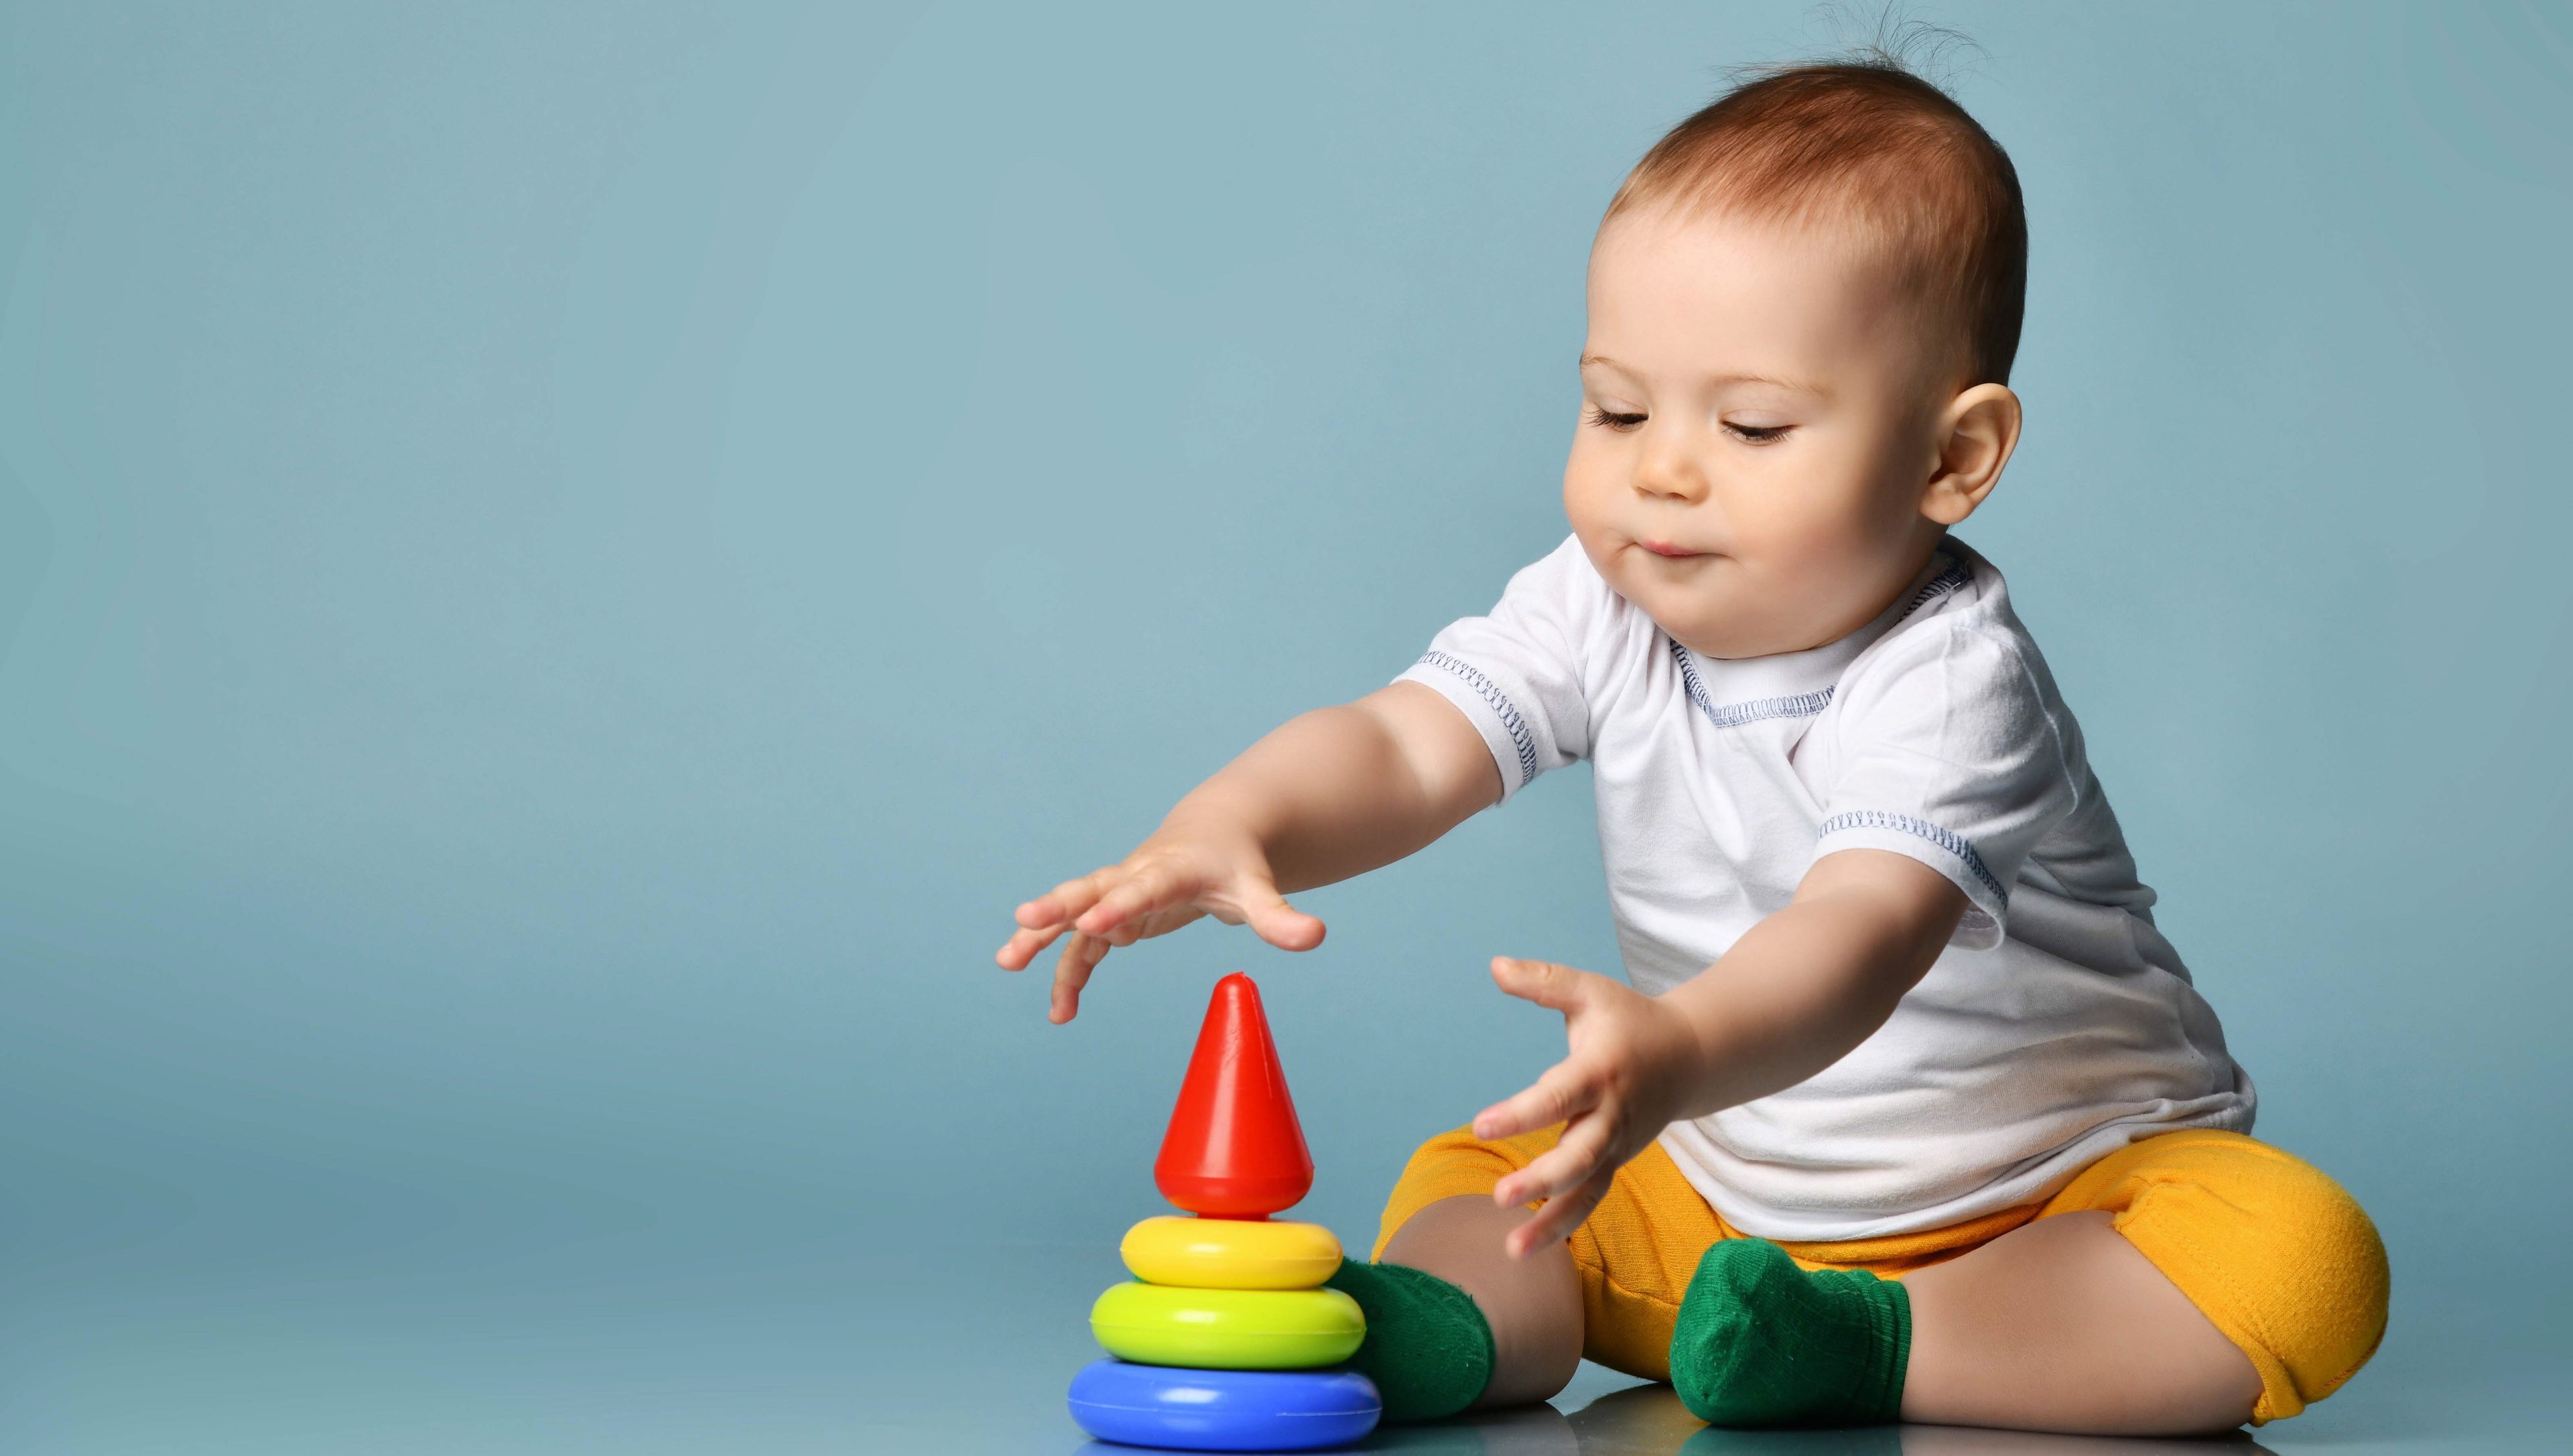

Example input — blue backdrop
[3,3,2566,1450]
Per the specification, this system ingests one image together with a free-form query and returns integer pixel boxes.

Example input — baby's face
[1565,205,1963,659]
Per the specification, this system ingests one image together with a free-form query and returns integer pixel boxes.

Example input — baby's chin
[1607,572,1750,657]
[1616,572,1829,661]
[1578,535,1829,659]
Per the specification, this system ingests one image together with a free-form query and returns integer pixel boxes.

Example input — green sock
[1322,1258,1494,1422]
[1669,1238,1910,1427]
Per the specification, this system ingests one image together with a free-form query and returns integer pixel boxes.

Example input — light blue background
[3,3,2568,1451]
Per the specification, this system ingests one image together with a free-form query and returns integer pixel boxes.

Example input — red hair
[1607,63,2028,386]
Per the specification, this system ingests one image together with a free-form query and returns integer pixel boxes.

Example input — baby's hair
[1605,34,2027,387]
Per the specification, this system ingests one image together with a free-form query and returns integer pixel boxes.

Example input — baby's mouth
[1638,539,1706,559]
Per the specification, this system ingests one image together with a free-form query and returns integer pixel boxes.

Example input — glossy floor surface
[4,1240,2557,1454]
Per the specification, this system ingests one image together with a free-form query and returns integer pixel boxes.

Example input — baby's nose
[1635,456,1710,502]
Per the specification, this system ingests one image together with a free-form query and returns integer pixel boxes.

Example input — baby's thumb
[1492,957,1587,1014]
[1240,879,1327,952]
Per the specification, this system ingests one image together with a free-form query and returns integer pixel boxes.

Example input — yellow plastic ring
[1120,1216,1343,1290]
[1090,1282,1365,1370]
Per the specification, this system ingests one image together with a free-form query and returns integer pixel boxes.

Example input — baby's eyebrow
[1579,354,1823,396]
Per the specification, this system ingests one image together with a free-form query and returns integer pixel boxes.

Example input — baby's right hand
[995,823,1327,1023]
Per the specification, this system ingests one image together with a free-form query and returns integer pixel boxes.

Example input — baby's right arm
[995,681,1500,1022]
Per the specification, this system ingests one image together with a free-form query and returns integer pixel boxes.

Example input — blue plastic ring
[1067,1358,1381,1452]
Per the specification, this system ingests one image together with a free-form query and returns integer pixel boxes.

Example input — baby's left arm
[1472,848,1965,1256]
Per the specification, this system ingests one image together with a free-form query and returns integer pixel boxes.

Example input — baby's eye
[1724,421,1792,445]
[1585,405,1647,432]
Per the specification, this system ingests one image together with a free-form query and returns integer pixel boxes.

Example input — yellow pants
[1374,1125,2388,1425]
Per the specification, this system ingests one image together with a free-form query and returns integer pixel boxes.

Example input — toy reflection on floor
[1067,974,1383,1451]
[1078,1378,2292,1456]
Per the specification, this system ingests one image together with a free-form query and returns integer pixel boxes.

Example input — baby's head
[1566,62,2028,659]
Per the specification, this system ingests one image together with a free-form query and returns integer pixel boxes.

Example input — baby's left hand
[1471,956,1711,1258]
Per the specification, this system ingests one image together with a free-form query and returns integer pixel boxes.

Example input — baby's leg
[1901,1210,2259,1433]
[1378,1194,1581,1408]
[1343,1122,1718,1418]
[1670,1130,2386,1433]
[1904,1130,2386,1434]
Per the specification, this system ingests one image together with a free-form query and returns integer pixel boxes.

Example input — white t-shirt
[1396,535,2253,1241]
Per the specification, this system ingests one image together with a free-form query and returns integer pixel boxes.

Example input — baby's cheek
[1764,506,1875,588]
[1562,476,1619,545]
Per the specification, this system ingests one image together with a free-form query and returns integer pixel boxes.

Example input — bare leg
[1378,1194,1584,1409]
[1900,1211,2263,1435]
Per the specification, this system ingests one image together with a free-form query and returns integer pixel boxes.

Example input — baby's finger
[1114,903,1211,948]
[1049,933,1112,1024]
[1017,870,1116,933]
[1239,880,1327,953]
[1077,861,1191,937]
[1473,1060,1598,1142]
[1507,1165,1615,1258]
[995,919,1068,970]
[1490,957,1593,1014]
[1492,1112,1613,1208]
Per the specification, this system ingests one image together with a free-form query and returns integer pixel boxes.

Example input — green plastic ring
[1089,1281,1366,1370]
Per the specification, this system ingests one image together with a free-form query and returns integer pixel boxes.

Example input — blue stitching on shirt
[1817,809,2009,908]
[1898,557,1972,620]
[1668,637,1835,728]
[1417,651,1538,788]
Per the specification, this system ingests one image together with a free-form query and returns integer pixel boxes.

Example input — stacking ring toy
[1067,1358,1380,1452]
[1090,1282,1366,1369]
[1121,1216,1343,1290]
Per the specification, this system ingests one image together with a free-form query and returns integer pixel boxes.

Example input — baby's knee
[2258,1163,2391,1400]
[2106,1137,2389,1421]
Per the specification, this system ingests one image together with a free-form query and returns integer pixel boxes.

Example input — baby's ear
[1920,383,2022,526]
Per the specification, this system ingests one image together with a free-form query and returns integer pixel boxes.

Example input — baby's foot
[1669,1238,1910,1427]
[1324,1258,1496,1421]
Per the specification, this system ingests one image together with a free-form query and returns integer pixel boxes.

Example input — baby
[998,60,2387,1435]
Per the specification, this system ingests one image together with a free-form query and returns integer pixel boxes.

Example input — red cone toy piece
[1154,973,1315,1218]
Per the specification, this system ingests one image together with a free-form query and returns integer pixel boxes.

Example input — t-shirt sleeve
[1392,536,1600,803]
[1810,622,2083,949]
